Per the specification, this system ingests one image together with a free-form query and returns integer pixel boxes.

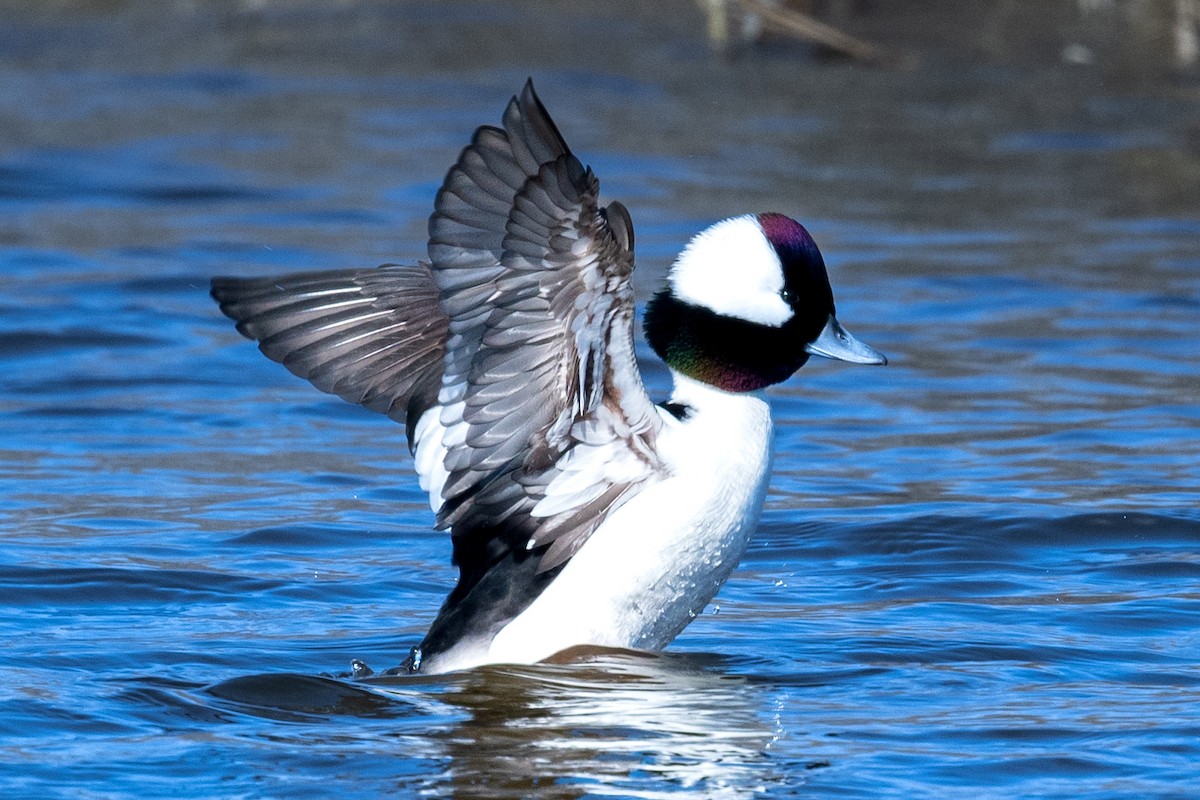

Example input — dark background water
[1,1,1198,798]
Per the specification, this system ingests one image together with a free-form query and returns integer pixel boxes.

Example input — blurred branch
[701,0,892,64]
[739,0,888,63]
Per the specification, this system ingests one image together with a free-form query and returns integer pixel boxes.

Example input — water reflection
[208,650,783,799]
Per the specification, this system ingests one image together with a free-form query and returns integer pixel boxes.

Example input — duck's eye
[779,288,795,305]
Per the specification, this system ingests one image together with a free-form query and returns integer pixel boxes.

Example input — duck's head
[643,213,886,393]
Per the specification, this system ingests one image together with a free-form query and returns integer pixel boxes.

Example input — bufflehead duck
[211,81,885,674]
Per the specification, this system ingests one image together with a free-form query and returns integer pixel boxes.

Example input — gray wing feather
[211,265,448,449]
[212,82,664,604]
[427,82,665,578]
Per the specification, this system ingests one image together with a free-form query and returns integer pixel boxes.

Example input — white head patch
[668,215,793,327]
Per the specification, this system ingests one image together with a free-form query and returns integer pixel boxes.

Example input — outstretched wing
[211,265,448,450]
[211,82,667,615]
[426,80,665,591]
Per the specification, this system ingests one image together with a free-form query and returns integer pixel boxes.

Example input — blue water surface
[2,2,1199,798]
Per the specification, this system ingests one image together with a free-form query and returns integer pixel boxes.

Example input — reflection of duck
[409,651,782,799]
[208,650,782,799]
[212,81,885,674]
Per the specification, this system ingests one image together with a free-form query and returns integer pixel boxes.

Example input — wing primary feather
[211,265,449,438]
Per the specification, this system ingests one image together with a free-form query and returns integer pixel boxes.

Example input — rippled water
[2,2,1199,798]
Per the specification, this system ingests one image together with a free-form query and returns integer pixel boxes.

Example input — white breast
[457,374,775,670]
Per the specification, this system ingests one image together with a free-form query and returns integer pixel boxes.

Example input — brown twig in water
[737,0,891,64]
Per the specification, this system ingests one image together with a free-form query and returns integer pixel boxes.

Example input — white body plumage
[431,376,774,673]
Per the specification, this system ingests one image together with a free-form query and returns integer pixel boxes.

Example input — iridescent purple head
[755,212,834,328]
[757,212,823,265]
[643,213,884,393]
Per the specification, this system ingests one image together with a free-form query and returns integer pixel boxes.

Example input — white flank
[411,408,450,513]
[428,374,775,673]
